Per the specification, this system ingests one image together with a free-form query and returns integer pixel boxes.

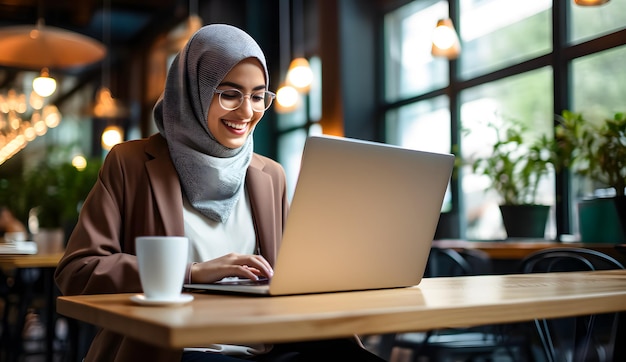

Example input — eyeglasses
[214,89,276,112]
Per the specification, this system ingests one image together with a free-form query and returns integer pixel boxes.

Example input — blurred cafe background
[0,1,625,362]
[0,0,624,251]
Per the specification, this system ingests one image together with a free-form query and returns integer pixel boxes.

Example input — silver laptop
[184,135,454,296]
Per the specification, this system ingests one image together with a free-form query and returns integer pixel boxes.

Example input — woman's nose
[236,96,254,117]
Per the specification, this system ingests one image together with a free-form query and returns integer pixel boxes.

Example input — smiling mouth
[222,120,248,130]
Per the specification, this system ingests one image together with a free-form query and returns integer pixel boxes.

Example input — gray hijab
[154,24,269,222]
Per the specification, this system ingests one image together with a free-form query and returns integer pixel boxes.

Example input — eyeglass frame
[213,88,276,112]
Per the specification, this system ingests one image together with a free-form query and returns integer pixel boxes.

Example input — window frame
[379,0,626,239]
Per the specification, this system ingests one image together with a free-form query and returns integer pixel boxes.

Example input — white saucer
[130,293,194,306]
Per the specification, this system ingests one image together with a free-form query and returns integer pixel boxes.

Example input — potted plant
[556,110,626,243]
[471,118,554,239]
[0,157,101,250]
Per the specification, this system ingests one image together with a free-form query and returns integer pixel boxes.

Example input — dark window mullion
[553,0,571,236]
[449,0,462,223]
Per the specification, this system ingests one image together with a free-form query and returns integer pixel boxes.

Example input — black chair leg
[574,315,595,362]
[376,334,396,361]
[535,318,555,362]
[613,312,626,362]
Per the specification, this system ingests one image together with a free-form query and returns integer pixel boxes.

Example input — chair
[424,247,493,278]
[519,248,625,362]
[377,247,530,362]
[1,267,44,362]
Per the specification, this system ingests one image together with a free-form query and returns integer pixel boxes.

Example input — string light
[0,84,61,165]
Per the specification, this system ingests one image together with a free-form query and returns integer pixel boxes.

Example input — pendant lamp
[0,19,106,70]
[574,0,609,5]
[101,125,123,150]
[275,0,301,113]
[274,82,300,113]
[431,18,461,59]
[285,0,313,93]
[93,0,128,119]
[286,57,313,93]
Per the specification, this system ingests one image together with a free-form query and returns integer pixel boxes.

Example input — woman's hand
[189,253,273,283]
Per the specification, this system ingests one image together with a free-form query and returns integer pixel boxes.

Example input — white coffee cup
[135,236,189,300]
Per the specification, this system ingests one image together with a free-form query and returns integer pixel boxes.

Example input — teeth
[223,120,247,130]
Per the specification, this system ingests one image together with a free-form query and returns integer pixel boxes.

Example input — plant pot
[499,204,550,239]
[578,197,625,244]
[614,195,626,241]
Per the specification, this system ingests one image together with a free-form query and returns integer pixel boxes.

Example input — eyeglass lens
[218,89,274,111]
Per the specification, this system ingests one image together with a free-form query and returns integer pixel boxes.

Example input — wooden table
[57,270,626,355]
[432,239,624,261]
[0,251,64,269]
[0,251,64,362]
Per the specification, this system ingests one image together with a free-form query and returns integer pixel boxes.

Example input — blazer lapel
[144,135,185,235]
[246,157,279,265]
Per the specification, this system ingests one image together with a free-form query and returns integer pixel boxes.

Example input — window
[569,0,626,44]
[278,129,309,200]
[384,0,450,102]
[460,68,554,239]
[571,46,626,119]
[386,95,451,155]
[569,45,626,231]
[275,56,323,201]
[386,96,452,212]
[458,0,551,79]
[382,0,626,240]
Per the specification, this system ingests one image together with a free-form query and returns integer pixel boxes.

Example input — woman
[55,24,383,362]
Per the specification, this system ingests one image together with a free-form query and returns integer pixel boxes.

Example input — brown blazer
[54,133,289,362]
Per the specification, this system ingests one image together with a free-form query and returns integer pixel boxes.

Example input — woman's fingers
[190,253,273,283]
[236,264,262,280]
[244,255,273,278]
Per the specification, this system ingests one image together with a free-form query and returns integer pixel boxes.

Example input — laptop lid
[184,135,454,296]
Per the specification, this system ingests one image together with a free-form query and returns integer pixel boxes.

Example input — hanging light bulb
[286,57,313,93]
[431,18,461,59]
[574,0,609,5]
[32,68,57,97]
[92,0,127,120]
[101,125,123,150]
[93,86,128,118]
[274,83,300,113]
[94,87,115,117]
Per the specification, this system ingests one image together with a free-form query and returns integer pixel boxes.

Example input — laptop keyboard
[214,277,270,286]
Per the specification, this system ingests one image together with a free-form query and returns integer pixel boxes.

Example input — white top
[183,189,256,263]
[182,188,269,357]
